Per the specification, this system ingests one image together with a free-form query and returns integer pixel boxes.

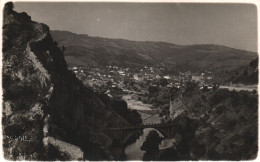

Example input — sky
[14,2,257,52]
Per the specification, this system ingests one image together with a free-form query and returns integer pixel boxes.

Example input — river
[123,93,174,160]
[124,128,163,160]
[124,128,175,160]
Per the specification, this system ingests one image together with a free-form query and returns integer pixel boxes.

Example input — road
[219,84,257,92]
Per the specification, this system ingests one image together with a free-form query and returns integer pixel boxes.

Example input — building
[192,75,200,82]
[164,75,171,79]
[133,74,144,82]
[156,75,161,79]
[207,76,213,80]
[169,98,187,119]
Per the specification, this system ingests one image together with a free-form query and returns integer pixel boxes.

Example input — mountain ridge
[51,30,256,52]
[50,30,257,72]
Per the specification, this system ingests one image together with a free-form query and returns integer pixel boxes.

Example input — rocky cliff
[2,2,131,160]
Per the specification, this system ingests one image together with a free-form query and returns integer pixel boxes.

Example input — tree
[169,86,179,99]
[185,81,197,94]
[106,81,112,87]
[249,58,258,69]
[148,86,159,97]
[61,45,66,53]
[159,78,168,87]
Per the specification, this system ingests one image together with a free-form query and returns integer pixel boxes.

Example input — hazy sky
[14,2,257,52]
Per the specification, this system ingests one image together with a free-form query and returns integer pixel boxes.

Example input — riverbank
[122,94,153,111]
[124,128,175,160]
[123,94,163,124]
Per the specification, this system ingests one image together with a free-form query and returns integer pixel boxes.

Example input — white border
[0,0,259,162]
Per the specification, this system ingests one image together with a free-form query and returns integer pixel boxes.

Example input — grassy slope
[51,30,257,72]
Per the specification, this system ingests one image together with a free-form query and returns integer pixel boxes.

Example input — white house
[192,76,200,81]
[164,75,171,79]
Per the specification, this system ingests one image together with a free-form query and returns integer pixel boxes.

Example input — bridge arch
[138,127,169,139]
[155,128,170,138]
[99,123,176,139]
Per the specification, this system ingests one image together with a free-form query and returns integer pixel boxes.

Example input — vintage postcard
[1,0,259,161]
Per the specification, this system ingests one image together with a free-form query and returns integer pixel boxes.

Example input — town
[71,64,215,93]
[69,64,217,122]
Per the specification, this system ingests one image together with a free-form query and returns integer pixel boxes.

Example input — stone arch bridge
[98,123,178,159]
[99,122,177,139]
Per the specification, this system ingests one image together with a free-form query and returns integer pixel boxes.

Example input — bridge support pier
[166,127,170,137]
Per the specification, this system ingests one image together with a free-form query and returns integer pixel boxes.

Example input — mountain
[2,2,140,160]
[50,30,257,72]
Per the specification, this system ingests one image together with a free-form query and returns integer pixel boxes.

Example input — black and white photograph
[1,0,259,160]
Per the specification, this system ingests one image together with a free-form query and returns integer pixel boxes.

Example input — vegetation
[141,130,163,160]
[230,58,258,85]
[51,30,257,73]
[98,94,142,125]
[177,89,258,160]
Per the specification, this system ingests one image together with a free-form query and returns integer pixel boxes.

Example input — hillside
[229,58,258,85]
[50,30,257,72]
[2,2,140,160]
[184,87,258,160]
[161,84,258,160]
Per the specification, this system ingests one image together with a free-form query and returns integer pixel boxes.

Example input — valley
[2,2,258,161]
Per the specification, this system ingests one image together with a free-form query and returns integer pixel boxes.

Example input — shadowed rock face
[2,2,131,160]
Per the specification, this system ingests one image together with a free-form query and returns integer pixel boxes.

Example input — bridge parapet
[98,123,176,138]
[141,122,161,126]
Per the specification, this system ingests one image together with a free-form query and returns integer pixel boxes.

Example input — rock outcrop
[2,2,131,160]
